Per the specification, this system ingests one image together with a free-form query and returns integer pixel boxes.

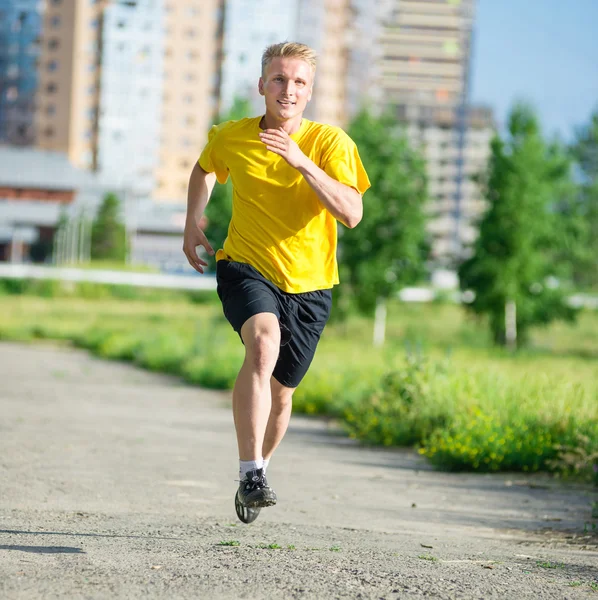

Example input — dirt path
[0,342,596,599]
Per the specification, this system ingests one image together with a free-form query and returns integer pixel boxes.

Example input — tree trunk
[505,299,517,351]
[373,298,387,347]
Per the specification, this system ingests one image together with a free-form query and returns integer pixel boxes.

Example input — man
[183,42,370,523]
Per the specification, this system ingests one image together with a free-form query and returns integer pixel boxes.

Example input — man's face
[258,57,313,120]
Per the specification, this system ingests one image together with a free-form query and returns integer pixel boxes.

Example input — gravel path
[0,342,596,599]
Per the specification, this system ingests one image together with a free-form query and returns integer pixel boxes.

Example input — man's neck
[260,113,303,135]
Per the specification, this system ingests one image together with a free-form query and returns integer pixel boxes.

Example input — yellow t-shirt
[198,117,370,293]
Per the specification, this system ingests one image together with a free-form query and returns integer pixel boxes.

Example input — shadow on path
[0,544,85,554]
[0,529,182,541]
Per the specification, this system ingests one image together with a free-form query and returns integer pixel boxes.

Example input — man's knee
[241,314,281,374]
[271,381,294,414]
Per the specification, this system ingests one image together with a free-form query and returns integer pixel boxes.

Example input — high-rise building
[218,0,350,127]
[33,0,222,204]
[0,0,42,146]
[297,0,351,127]
[96,0,165,194]
[219,0,298,116]
[35,0,101,169]
[349,0,492,265]
[153,0,223,203]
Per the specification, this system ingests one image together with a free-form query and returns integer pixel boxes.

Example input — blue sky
[470,0,598,140]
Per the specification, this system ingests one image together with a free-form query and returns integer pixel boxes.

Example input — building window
[48,38,59,50]
[90,18,99,29]
[51,15,61,27]
[46,104,56,116]
[185,28,196,38]
[51,0,62,5]
[47,60,58,72]
[186,50,197,61]
[44,126,55,137]
[117,20,127,28]
[46,82,57,93]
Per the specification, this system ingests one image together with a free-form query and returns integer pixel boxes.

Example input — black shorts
[216,259,332,388]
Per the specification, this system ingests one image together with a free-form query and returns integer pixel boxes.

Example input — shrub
[97,331,143,361]
[134,333,193,374]
[182,353,241,390]
[342,355,452,446]
[421,411,561,472]
[547,429,598,484]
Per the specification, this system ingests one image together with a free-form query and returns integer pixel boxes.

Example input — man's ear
[258,77,265,96]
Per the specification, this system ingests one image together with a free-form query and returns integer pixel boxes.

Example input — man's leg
[233,312,281,461]
[262,378,295,461]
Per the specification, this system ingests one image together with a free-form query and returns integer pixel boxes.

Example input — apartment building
[349,0,492,265]
[3,0,493,268]
[153,0,223,203]
[296,0,351,127]
[219,0,350,127]
[219,0,298,116]
[0,0,42,145]
[33,0,222,205]
[406,105,493,261]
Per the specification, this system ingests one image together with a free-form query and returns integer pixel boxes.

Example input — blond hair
[261,42,317,78]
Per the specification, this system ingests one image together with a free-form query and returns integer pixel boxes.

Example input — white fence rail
[0,264,217,291]
[1,263,597,309]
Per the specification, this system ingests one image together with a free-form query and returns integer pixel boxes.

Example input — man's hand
[259,128,307,169]
[183,221,215,273]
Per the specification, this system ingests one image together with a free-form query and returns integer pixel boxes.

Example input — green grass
[218,540,240,547]
[418,554,438,562]
[1,293,597,479]
[536,561,564,569]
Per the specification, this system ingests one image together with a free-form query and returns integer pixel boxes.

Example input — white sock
[262,457,270,474]
[239,458,263,481]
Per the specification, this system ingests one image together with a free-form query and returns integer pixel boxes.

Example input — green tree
[569,109,598,290]
[90,192,127,262]
[458,103,577,348]
[335,109,429,342]
[203,97,252,271]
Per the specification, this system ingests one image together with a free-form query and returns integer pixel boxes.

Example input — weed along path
[0,342,596,599]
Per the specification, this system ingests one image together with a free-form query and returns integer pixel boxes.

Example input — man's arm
[296,160,362,228]
[259,128,363,228]
[183,163,217,273]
